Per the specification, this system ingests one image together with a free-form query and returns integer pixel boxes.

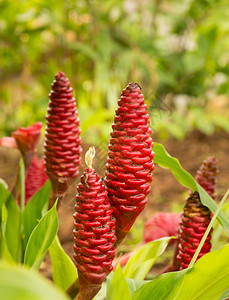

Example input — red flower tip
[44,71,82,197]
[73,166,116,298]
[104,82,154,245]
[12,122,42,155]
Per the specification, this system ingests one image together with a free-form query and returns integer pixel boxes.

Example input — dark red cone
[174,157,219,270]
[24,155,48,205]
[104,82,154,245]
[195,156,218,200]
[44,71,82,206]
[176,191,212,269]
[73,148,116,300]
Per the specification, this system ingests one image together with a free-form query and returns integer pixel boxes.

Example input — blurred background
[0,0,228,143]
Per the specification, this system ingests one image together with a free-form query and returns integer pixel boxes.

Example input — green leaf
[153,142,196,190]
[0,178,8,191]
[153,142,229,236]
[0,204,15,263]
[49,236,78,291]
[212,202,229,250]
[132,269,185,300]
[4,195,20,262]
[24,202,58,269]
[125,278,149,297]
[0,179,12,213]
[0,261,70,300]
[22,180,51,249]
[124,237,171,280]
[133,244,229,300]
[107,266,131,300]
[1,235,15,264]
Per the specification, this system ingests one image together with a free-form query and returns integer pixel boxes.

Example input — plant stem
[20,158,25,212]
[18,157,25,262]
[66,278,80,299]
[188,188,229,269]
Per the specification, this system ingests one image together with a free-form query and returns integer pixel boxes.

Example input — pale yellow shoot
[85,146,95,169]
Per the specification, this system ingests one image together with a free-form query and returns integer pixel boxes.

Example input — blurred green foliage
[0,0,228,143]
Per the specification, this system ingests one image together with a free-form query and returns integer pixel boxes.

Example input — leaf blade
[24,202,58,269]
[124,237,171,280]
[0,261,70,300]
[132,245,229,300]
[107,266,131,300]
[49,236,78,291]
[22,180,51,249]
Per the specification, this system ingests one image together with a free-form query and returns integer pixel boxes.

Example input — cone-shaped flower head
[195,156,218,200]
[44,71,82,199]
[170,156,218,272]
[73,147,116,300]
[176,191,212,269]
[25,155,48,205]
[104,82,155,245]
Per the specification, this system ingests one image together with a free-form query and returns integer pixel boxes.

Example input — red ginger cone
[175,156,219,270]
[25,155,48,205]
[176,191,212,269]
[44,71,82,207]
[104,82,155,245]
[195,156,218,200]
[73,147,116,300]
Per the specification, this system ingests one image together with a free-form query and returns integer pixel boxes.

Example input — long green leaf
[125,278,149,297]
[153,142,229,236]
[153,142,196,190]
[107,266,131,300]
[0,179,14,226]
[133,269,185,300]
[4,194,20,262]
[1,204,15,263]
[49,236,78,291]
[0,181,13,262]
[0,179,10,209]
[133,244,229,300]
[212,202,229,250]
[24,202,58,269]
[124,237,171,280]
[22,180,51,249]
[0,261,70,300]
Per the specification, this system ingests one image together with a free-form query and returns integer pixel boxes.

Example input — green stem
[188,188,229,269]
[18,157,25,262]
[19,158,25,213]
